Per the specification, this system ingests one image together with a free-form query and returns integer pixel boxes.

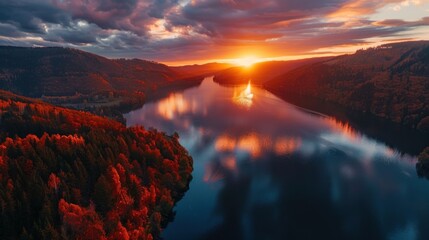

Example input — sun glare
[233,80,254,108]
[233,56,260,68]
[244,81,253,99]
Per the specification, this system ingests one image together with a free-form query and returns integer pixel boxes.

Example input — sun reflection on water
[233,80,254,108]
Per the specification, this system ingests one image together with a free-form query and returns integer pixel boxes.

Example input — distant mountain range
[264,41,429,131]
[0,46,230,97]
[214,57,331,85]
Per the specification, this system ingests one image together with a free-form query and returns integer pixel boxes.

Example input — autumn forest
[1,0,429,239]
[0,91,192,239]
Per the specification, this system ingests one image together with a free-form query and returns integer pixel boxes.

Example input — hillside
[0,47,234,98]
[172,62,234,77]
[213,57,330,85]
[0,90,193,239]
[265,41,429,131]
[0,46,183,97]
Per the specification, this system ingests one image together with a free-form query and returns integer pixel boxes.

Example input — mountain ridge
[0,46,180,97]
[265,40,429,131]
[213,57,332,85]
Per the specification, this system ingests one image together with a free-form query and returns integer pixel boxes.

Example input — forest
[0,90,193,239]
[265,41,429,131]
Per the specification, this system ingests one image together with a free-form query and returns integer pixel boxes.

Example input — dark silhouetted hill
[214,57,331,85]
[266,41,429,131]
[0,46,186,97]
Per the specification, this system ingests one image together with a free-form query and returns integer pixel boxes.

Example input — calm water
[125,77,429,240]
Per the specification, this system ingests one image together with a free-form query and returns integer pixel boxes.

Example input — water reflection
[215,134,301,158]
[125,77,429,240]
[157,93,200,120]
[232,81,254,108]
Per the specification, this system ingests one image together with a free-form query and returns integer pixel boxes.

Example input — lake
[125,76,429,240]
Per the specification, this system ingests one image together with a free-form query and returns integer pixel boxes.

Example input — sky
[0,0,429,65]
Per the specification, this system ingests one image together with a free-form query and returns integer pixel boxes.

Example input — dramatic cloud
[0,0,428,63]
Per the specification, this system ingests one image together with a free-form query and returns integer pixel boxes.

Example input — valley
[1,41,429,240]
[2,1,429,239]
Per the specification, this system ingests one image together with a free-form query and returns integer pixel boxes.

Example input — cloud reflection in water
[125,77,429,240]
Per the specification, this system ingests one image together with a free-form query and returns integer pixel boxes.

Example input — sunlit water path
[125,77,429,240]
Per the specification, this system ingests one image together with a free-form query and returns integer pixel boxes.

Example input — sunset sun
[233,56,261,68]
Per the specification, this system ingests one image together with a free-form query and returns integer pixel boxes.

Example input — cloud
[170,0,342,37]
[52,0,181,36]
[0,0,69,33]
[374,17,429,27]
[43,21,101,44]
[0,0,428,63]
[0,23,27,38]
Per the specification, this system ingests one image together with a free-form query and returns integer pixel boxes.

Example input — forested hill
[0,46,182,97]
[265,41,429,131]
[0,90,193,239]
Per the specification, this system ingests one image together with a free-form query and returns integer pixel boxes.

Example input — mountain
[265,41,429,131]
[0,46,183,97]
[172,62,234,77]
[0,47,233,98]
[213,57,331,85]
[0,90,193,239]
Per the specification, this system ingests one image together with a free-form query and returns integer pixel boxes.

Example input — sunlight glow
[244,81,254,99]
[233,81,254,108]
[232,56,261,67]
